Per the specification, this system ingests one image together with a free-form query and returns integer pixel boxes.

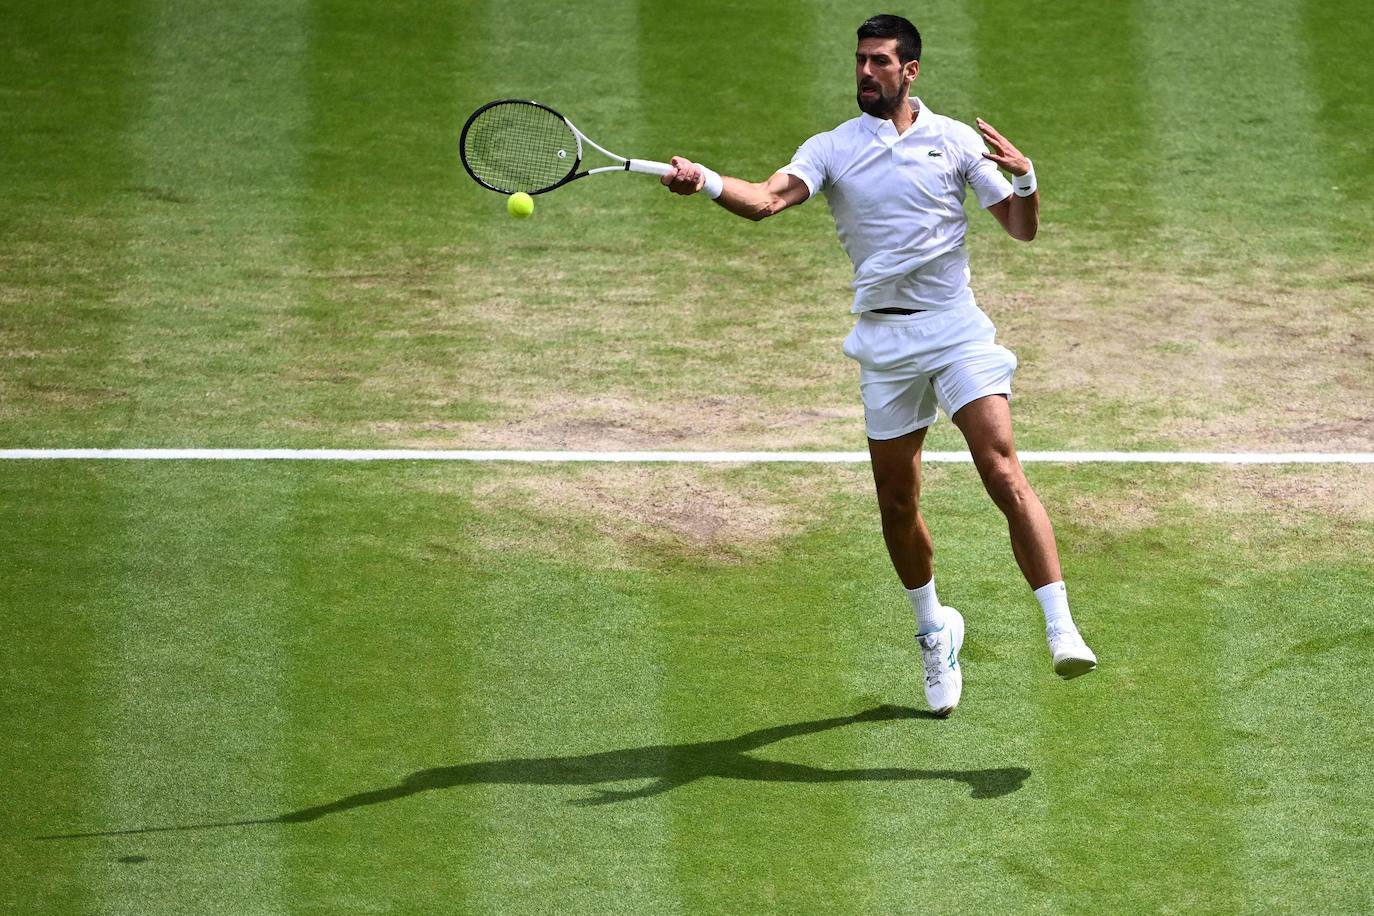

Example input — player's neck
[888,96,917,133]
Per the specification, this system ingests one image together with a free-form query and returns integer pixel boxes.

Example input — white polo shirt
[780,98,1012,313]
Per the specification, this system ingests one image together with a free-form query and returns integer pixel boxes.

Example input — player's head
[857,14,921,62]
[855,15,922,118]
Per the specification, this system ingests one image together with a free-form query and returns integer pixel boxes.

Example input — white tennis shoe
[1048,625,1097,679]
[917,607,964,717]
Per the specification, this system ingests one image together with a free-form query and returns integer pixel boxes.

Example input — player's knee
[875,485,920,530]
[982,461,1030,514]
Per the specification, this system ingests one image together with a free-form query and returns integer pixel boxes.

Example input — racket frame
[460,98,672,196]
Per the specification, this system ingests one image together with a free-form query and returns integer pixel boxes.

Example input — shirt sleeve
[956,123,1014,208]
[777,131,831,199]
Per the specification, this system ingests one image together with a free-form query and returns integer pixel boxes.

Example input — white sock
[906,578,945,635]
[1034,581,1074,632]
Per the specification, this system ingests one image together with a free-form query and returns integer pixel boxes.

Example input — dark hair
[857,14,921,63]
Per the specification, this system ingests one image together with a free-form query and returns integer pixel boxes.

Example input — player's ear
[905,59,920,83]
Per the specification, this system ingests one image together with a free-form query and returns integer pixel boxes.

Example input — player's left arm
[977,118,1038,242]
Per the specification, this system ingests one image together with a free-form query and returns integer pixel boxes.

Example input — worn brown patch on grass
[293,241,861,449]
[466,465,823,566]
[1056,480,1163,535]
[1182,466,1374,525]
[1042,463,1374,568]
[112,241,1368,454]
[368,395,862,450]
[982,261,1374,451]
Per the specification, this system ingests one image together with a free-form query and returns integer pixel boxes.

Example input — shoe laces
[919,633,947,685]
[1048,625,1085,650]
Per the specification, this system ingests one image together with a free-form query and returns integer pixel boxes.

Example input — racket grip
[625,159,674,177]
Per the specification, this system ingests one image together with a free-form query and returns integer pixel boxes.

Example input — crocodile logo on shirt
[927,150,943,157]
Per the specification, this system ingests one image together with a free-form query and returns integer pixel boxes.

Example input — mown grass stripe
[93,467,296,915]
[1139,0,1333,268]
[1302,0,1374,255]
[1,466,123,914]
[963,1,1158,905]
[0,2,142,911]
[632,7,879,910]
[278,1,488,909]
[88,2,313,909]
[120,0,314,445]
[370,2,685,909]
[1128,11,1345,898]
[969,0,1159,263]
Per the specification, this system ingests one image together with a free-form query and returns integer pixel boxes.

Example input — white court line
[0,449,1371,464]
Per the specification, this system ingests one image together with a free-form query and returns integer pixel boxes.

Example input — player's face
[855,37,918,118]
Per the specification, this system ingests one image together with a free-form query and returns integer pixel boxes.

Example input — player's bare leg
[866,427,934,589]
[867,427,964,714]
[950,394,1059,587]
[952,394,1096,678]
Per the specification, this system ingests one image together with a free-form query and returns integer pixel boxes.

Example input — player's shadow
[39,705,1030,839]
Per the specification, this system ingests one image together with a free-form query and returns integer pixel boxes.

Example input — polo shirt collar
[860,96,929,140]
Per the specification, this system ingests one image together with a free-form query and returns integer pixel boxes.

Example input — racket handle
[625,159,674,177]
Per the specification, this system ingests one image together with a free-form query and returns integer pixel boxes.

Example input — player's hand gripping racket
[460,99,673,195]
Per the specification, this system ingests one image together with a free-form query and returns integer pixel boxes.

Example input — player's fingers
[665,155,693,184]
[665,162,702,195]
[976,117,1003,139]
[978,121,1012,154]
[980,126,1007,151]
[980,123,1025,163]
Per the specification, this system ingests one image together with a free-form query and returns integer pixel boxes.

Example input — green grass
[2,463,1371,912]
[3,0,1374,911]
[3,0,1371,450]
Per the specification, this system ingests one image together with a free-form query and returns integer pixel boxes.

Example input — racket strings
[462,102,577,194]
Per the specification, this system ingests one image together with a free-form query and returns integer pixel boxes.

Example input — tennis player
[660,14,1096,715]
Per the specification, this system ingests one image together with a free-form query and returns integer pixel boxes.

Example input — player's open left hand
[662,156,704,195]
[976,118,1031,177]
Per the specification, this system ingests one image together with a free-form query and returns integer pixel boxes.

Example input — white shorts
[841,306,1018,440]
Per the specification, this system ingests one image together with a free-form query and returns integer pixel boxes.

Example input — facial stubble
[856,77,911,119]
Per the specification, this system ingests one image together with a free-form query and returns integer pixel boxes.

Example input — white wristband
[699,166,724,200]
[1011,163,1036,197]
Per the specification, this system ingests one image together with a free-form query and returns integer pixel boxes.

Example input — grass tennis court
[3,0,1372,912]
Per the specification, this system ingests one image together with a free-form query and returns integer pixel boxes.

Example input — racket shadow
[38,705,1030,839]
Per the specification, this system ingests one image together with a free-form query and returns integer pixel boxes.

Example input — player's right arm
[661,156,810,221]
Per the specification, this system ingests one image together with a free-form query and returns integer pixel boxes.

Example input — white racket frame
[460,99,674,195]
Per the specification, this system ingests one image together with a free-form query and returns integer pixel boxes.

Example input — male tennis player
[660,14,1096,715]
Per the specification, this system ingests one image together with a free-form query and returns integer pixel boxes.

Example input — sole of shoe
[1053,655,1097,679]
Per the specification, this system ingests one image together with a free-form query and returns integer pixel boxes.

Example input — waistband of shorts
[856,304,979,325]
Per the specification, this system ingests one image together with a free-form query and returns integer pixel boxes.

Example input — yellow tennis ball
[507,192,534,219]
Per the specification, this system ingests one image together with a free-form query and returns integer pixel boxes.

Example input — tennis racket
[459,99,674,196]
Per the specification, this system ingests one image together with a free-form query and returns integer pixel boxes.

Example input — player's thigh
[952,394,1030,500]
[867,426,929,506]
[951,393,1016,460]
